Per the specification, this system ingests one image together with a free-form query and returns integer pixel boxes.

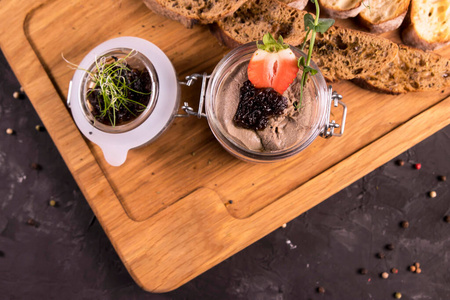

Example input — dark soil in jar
[86,64,152,126]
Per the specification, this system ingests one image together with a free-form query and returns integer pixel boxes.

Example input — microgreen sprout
[296,0,334,109]
[64,50,151,126]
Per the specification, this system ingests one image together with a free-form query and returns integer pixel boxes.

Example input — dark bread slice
[211,0,309,47]
[353,44,450,94]
[143,0,248,29]
[310,26,399,82]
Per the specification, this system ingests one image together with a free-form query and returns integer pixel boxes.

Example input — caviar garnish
[233,80,287,130]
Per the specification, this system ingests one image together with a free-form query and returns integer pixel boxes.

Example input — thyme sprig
[295,0,334,109]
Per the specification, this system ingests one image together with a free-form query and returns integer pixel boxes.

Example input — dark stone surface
[1,48,449,299]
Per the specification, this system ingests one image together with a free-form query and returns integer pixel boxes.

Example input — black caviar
[87,67,151,126]
[233,80,287,130]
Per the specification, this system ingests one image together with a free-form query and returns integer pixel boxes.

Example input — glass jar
[204,42,343,163]
[68,37,180,166]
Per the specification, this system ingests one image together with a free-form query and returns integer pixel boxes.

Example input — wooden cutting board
[1,0,449,292]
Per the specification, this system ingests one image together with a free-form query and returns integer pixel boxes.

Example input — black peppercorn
[396,159,405,166]
[386,244,394,251]
[359,268,368,275]
[377,252,386,259]
[317,287,325,294]
[438,175,447,182]
[30,163,42,170]
[400,221,409,228]
[444,215,450,223]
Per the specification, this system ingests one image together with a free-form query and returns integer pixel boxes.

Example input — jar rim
[79,48,159,133]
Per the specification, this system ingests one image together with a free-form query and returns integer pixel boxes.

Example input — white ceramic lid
[68,37,179,166]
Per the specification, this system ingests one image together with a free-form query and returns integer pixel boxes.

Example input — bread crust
[401,0,450,51]
[142,0,248,28]
[359,11,407,33]
[209,23,243,48]
[320,0,365,19]
[277,0,308,10]
[143,0,198,28]
[402,24,450,51]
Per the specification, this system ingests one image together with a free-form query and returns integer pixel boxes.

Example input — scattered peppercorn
[317,287,325,294]
[191,151,196,156]
[6,128,14,135]
[414,262,420,268]
[377,252,386,259]
[13,91,20,99]
[409,265,416,272]
[414,163,421,170]
[228,200,233,204]
[49,200,56,207]
[429,191,437,198]
[0,250,4,257]
[396,159,405,166]
[444,215,450,223]
[416,268,422,274]
[401,221,409,229]
[27,218,36,226]
[391,268,398,274]
[281,223,287,228]
[359,268,368,275]
[20,86,24,93]
[35,125,45,132]
[381,272,389,279]
[30,163,42,170]
[386,244,394,251]
[394,292,402,299]
[438,175,447,182]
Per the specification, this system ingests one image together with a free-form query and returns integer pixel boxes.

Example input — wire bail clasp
[176,73,210,119]
[320,86,347,138]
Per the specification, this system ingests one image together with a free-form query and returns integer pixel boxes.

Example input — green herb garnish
[296,0,334,109]
[64,50,151,126]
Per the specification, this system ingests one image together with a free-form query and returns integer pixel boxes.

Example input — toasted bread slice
[277,0,309,10]
[354,44,450,94]
[211,0,309,48]
[142,0,248,28]
[359,0,410,33]
[311,26,399,81]
[402,0,450,50]
[319,0,365,19]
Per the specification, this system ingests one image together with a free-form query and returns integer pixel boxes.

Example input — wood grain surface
[1,0,449,292]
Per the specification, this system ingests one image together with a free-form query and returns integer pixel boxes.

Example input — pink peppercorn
[414,163,422,170]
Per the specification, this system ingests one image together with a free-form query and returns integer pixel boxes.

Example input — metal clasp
[176,73,210,118]
[320,86,347,138]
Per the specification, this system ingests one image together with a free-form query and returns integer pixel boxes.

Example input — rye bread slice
[142,0,248,29]
[358,0,410,33]
[353,44,450,94]
[311,26,399,82]
[210,0,309,48]
[401,0,450,51]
